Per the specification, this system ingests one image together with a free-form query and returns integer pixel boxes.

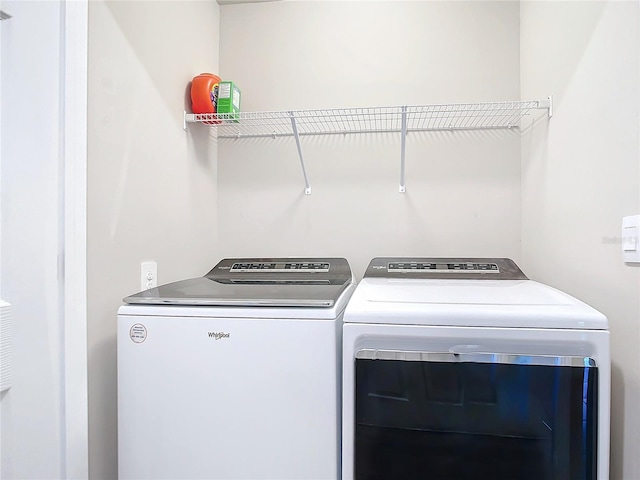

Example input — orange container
[190,73,221,123]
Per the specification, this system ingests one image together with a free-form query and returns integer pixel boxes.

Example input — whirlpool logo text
[208,332,230,340]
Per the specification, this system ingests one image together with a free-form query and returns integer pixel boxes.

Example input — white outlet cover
[140,261,158,290]
[622,215,640,263]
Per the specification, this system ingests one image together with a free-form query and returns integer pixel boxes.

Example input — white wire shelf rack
[183,98,552,194]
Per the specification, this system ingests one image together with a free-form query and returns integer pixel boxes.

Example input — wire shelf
[184,99,551,138]
[183,97,552,194]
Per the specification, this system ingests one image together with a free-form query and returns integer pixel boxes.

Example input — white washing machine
[118,257,355,480]
[342,257,610,480]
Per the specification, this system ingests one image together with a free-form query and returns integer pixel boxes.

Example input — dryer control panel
[387,261,499,273]
[365,258,527,280]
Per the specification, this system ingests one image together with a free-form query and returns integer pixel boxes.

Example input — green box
[216,81,241,121]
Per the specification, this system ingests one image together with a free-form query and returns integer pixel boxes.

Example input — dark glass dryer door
[354,350,598,480]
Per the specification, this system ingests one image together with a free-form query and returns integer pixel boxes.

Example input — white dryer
[342,257,609,480]
[118,257,355,480]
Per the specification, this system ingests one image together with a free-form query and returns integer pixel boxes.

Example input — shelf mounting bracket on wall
[289,111,312,195]
[539,96,553,118]
[399,106,408,193]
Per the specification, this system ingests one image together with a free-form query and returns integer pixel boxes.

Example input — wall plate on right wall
[622,215,640,263]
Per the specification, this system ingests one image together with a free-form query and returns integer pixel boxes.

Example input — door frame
[62,0,88,477]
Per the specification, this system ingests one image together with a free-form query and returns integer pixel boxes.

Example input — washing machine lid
[123,257,353,307]
[344,257,608,329]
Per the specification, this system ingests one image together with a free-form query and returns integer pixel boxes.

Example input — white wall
[0,1,65,478]
[520,2,640,479]
[217,1,524,279]
[87,1,220,478]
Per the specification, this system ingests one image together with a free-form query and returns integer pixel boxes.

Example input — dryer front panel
[342,324,610,480]
[355,353,596,480]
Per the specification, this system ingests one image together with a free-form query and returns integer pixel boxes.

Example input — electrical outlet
[140,261,158,290]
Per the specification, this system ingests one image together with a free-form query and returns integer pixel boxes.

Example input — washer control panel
[231,262,330,273]
[205,258,352,286]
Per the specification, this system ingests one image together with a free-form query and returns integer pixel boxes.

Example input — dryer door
[354,350,598,480]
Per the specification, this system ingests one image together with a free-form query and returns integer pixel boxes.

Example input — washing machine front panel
[119,312,344,480]
[342,323,610,480]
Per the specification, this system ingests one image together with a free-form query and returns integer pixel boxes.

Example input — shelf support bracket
[289,111,312,195]
[399,106,408,193]
[538,96,553,118]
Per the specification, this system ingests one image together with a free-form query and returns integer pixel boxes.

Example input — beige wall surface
[521,1,640,479]
[217,1,524,280]
[87,1,220,478]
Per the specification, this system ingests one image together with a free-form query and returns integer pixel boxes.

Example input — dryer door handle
[355,348,596,367]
